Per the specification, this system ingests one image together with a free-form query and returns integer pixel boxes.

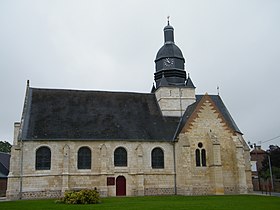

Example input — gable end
[180,94,239,135]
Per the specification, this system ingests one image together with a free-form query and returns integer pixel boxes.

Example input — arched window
[152,147,164,169]
[114,147,127,167]
[78,147,91,169]
[201,149,206,167]
[195,149,200,167]
[195,143,206,167]
[36,146,51,170]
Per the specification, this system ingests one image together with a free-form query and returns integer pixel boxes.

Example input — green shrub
[62,189,101,204]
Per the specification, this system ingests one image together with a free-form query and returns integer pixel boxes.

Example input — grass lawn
[0,195,280,210]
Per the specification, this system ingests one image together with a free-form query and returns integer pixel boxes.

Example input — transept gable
[179,94,238,136]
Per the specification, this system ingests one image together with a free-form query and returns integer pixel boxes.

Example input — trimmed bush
[62,189,101,204]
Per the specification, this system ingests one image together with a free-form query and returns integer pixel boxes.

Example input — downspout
[172,102,184,195]
[172,140,177,195]
[19,139,23,199]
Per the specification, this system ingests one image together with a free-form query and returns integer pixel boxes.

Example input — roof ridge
[30,87,155,96]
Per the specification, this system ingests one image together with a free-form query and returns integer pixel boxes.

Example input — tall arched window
[36,146,51,170]
[78,147,92,169]
[195,149,200,167]
[114,147,127,167]
[201,149,206,167]
[152,147,164,169]
[195,143,207,167]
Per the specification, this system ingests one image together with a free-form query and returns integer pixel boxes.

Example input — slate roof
[20,87,241,142]
[0,152,10,177]
[185,76,196,88]
[21,88,180,141]
[207,95,242,134]
[155,43,184,62]
[155,22,184,62]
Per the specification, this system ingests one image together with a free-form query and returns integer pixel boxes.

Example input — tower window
[114,147,127,167]
[78,147,91,169]
[195,143,206,167]
[36,146,51,170]
[152,147,164,169]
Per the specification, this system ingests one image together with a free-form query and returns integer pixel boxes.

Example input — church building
[7,21,253,199]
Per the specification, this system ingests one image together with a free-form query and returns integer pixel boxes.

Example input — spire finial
[217,85,220,95]
[167,15,170,25]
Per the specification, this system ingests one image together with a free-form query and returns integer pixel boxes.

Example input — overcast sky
[1,0,279,149]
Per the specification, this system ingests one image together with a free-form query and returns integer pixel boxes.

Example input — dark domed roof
[164,24,174,31]
[154,21,187,89]
[155,21,185,62]
[155,43,184,61]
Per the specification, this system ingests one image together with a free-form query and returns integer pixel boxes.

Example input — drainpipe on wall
[172,141,177,195]
[19,140,23,199]
[172,88,184,195]
[172,108,184,195]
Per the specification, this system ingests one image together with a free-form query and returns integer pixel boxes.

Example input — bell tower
[154,19,196,117]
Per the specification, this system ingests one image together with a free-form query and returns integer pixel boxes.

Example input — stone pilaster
[232,136,248,194]
[100,144,107,174]
[209,133,224,195]
[61,144,70,194]
[176,134,193,195]
[136,175,144,196]
[99,144,108,196]
[135,144,144,195]
[6,123,22,200]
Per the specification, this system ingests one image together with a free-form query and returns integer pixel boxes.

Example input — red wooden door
[116,176,126,196]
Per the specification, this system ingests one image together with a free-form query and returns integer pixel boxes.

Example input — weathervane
[167,15,170,25]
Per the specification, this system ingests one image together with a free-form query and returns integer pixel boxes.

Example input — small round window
[198,142,203,148]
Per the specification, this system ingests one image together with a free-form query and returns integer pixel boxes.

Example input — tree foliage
[261,145,280,179]
[0,141,12,153]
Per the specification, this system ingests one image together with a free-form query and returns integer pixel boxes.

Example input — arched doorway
[116,176,126,196]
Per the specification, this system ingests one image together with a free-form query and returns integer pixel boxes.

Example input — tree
[0,141,12,153]
[261,145,280,179]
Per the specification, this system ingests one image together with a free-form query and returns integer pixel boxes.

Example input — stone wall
[7,140,176,199]
[155,86,196,117]
[175,97,251,195]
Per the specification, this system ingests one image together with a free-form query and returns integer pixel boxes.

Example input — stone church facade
[7,21,253,199]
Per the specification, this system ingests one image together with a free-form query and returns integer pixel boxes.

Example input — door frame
[116,175,126,196]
